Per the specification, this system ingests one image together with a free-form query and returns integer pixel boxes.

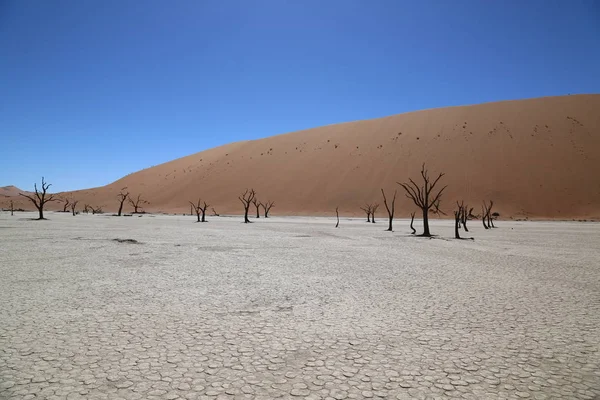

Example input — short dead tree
[252,197,262,218]
[335,206,340,228]
[70,200,79,216]
[92,206,103,215]
[61,198,70,213]
[239,189,256,223]
[410,211,416,234]
[262,200,275,218]
[454,203,464,239]
[128,194,149,214]
[189,198,209,222]
[360,204,373,222]
[381,188,397,231]
[482,200,495,229]
[83,204,91,214]
[19,177,58,220]
[116,188,130,216]
[398,164,447,237]
[371,203,379,223]
[10,200,14,216]
[211,207,220,216]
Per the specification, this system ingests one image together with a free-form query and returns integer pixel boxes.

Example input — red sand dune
[3,95,600,219]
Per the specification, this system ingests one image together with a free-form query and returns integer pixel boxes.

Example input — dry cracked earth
[1,213,599,400]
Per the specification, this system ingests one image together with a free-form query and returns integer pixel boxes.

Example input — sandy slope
[3,95,600,218]
[0,186,29,198]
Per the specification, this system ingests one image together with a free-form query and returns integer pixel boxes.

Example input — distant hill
[2,95,599,219]
[0,186,29,198]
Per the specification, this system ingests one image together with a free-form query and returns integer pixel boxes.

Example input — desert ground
[0,212,598,400]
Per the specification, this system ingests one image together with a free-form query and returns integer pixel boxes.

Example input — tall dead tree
[371,203,379,223]
[189,198,209,222]
[410,211,416,234]
[381,188,397,231]
[457,201,473,232]
[70,200,79,216]
[128,194,148,214]
[360,204,372,222]
[116,188,129,216]
[398,164,447,237]
[62,198,70,212]
[19,177,58,220]
[10,200,14,216]
[335,206,340,228]
[252,198,262,218]
[239,189,256,223]
[262,201,275,218]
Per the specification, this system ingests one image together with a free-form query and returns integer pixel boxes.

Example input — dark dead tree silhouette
[189,198,209,222]
[482,201,495,229]
[398,164,447,237]
[61,198,70,212]
[454,203,464,239]
[83,204,91,214]
[360,204,372,222]
[410,211,416,234]
[211,207,220,216]
[70,200,79,216]
[381,188,397,231]
[128,194,149,214]
[116,188,129,216]
[239,189,256,223]
[262,200,275,218]
[19,177,58,220]
[335,206,340,228]
[252,198,262,218]
[371,203,379,223]
[92,206,103,215]
[10,200,14,216]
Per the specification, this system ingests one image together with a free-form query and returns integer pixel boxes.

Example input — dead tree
[398,164,447,237]
[371,203,379,223]
[262,201,275,218]
[360,204,372,222]
[70,200,79,216]
[83,204,91,214]
[92,206,103,215]
[335,206,340,228]
[10,200,14,216]
[239,189,256,223]
[19,177,58,220]
[116,188,129,216]
[482,201,495,229]
[62,198,70,212]
[381,188,397,231]
[128,194,148,214]
[189,198,209,222]
[410,211,416,234]
[211,207,220,216]
[454,203,464,239]
[252,198,261,218]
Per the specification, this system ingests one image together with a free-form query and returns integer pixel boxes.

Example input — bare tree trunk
[19,177,58,220]
[117,189,129,216]
[422,207,430,236]
[335,207,340,228]
[381,189,396,232]
[482,205,489,229]
[10,200,14,216]
[410,212,416,234]
[371,204,378,223]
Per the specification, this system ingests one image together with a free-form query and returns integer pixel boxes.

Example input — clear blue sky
[1,1,599,192]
